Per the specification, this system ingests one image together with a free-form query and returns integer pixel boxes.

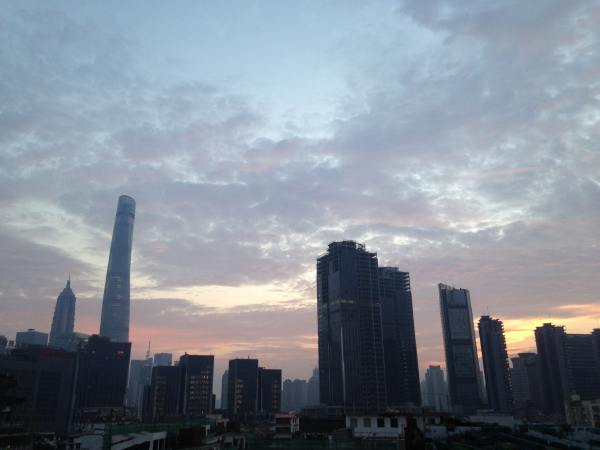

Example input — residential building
[510,352,542,419]
[478,316,512,413]
[535,323,570,415]
[422,365,449,412]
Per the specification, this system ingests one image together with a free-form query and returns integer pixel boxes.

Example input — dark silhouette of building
[379,267,421,406]
[227,358,259,417]
[510,352,542,419]
[148,365,181,421]
[438,284,482,414]
[127,357,152,411]
[153,352,172,366]
[0,346,77,432]
[535,323,569,415]
[258,368,281,415]
[179,354,214,417]
[99,195,136,343]
[306,367,320,406]
[317,241,386,411]
[220,369,229,409]
[15,329,48,348]
[74,335,131,413]
[422,365,449,412]
[564,334,600,401]
[478,316,512,413]
[49,277,76,349]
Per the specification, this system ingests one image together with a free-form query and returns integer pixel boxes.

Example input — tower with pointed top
[100,195,136,343]
[49,277,76,348]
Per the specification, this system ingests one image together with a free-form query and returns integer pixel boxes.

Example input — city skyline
[2,0,600,389]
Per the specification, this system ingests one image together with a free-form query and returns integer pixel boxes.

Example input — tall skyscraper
[379,267,421,406]
[258,368,282,415]
[147,365,181,421]
[422,365,449,412]
[564,334,600,401]
[317,241,386,411]
[179,354,214,417]
[227,358,259,417]
[510,352,542,419]
[478,316,512,413]
[438,284,482,414]
[535,323,569,415]
[100,195,136,343]
[220,369,229,409]
[306,367,320,406]
[49,277,76,348]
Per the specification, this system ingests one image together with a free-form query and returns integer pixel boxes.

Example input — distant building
[0,346,77,433]
[535,323,570,415]
[258,368,282,415]
[153,352,172,366]
[51,332,89,353]
[179,354,214,417]
[422,365,449,412]
[565,395,600,428]
[478,316,512,413]
[317,241,386,411]
[438,284,482,414]
[220,369,229,409]
[15,329,48,348]
[127,358,153,411]
[99,195,136,343]
[282,379,308,412]
[306,367,320,406]
[148,365,181,421]
[228,358,259,417]
[564,333,600,401]
[49,277,76,349]
[379,267,421,406]
[74,335,131,414]
[510,352,542,419]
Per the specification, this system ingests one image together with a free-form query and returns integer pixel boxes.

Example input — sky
[1,0,600,399]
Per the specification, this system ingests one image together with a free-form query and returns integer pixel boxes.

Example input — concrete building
[15,329,48,348]
[220,369,229,409]
[179,354,214,417]
[422,365,449,412]
[478,316,512,413]
[227,358,259,418]
[438,284,482,414]
[510,352,542,419]
[258,368,282,415]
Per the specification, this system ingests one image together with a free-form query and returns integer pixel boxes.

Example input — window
[390,417,399,428]
[350,418,357,428]
[363,418,371,428]
[377,418,385,428]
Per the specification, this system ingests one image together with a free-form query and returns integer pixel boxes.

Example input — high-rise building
[0,346,77,433]
[148,365,181,421]
[127,357,153,411]
[478,316,512,413]
[179,354,214,417]
[74,335,131,412]
[422,365,449,412]
[438,284,482,414]
[535,323,569,415]
[510,353,542,419]
[15,329,48,348]
[306,367,320,406]
[379,267,421,406]
[282,378,308,412]
[258,368,282,415]
[99,195,136,343]
[564,334,600,401]
[49,277,76,348]
[227,358,259,417]
[317,241,386,411]
[153,352,172,366]
[220,369,229,409]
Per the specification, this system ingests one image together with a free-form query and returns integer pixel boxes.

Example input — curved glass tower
[100,195,136,342]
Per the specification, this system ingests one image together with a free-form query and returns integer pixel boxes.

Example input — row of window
[350,417,400,428]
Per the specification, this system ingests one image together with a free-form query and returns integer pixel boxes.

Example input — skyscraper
[220,369,229,409]
[478,316,512,413]
[258,368,282,415]
[100,195,136,343]
[422,365,449,412]
[379,267,421,406]
[179,354,214,417]
[535,323,569,415]
[317,241,386,411]
[227,358,259,417]
[49,277,76,348]
[438,284,482,414]
[153,353,173,366]
[564,334,600,401]
[510,353,542,419]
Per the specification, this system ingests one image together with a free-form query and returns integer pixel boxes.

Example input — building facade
[438,284,482,414]
[99,195,136,343]
[179,354,214,417]
[153,352,172,366]
[49,278,76,349]
[422,365,449,412]
[317,241,386,411]
[15,329,48,348]
[535,323,570,415]
[379,267,421,406]
[258,368,282,415]
[478,316,512,413]
[227,358,259,417]
[510,352,542,419]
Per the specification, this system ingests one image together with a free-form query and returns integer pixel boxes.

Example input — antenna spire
[146,339,151,360]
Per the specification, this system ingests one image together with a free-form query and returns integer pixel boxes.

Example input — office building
[153,352,172,366]
[49,277,76,349]
[179,354,214,417]
[379,267,421,406]
[227,358,259,417]
[127,358,153,410]
[99,195,136,343]
[74,335,131,412]
[317,241,386,411]
[148,365,181,421]
[258,368,282,415]
[535,323,569,415]
[15,329,48,348]
[478,316,512,413]
[306,367,320,406]
[0,346,77,433]
[564,334,600,401]
[438,284,482,414]
[510,353,542,419]
[422,365,449,412]
[220,369,229,409]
